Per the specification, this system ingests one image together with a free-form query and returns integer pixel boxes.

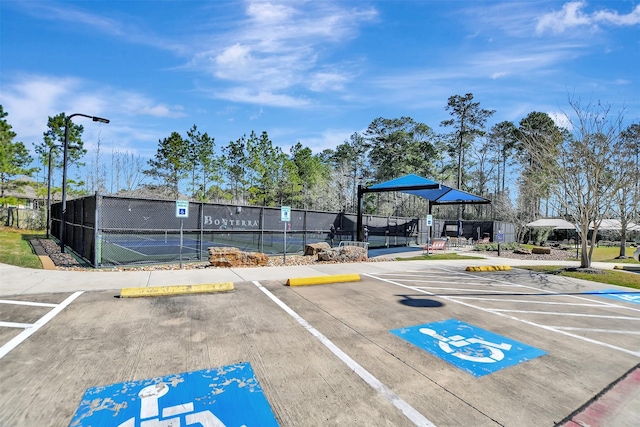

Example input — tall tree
[222,135,248,203]
[515,112,563,219]
[615,123,640,257]
[332,132,370,212]
[522,99,629,268]
[467,136,497,218]
[290,142,330,209]
[0,105,35,203]
[144,132,189,199]
[488,121,518,195]
[35,112,87,197]
[440,93,495,192]
[364,117,436,182]
[112,150,146,192]
[186,125,220,202]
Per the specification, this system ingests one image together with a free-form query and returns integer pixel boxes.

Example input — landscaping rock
[208,247,268,267]
[317,246,367,262]
[304,242,331,256]
[532,247,551,255]
[513,248,532,255]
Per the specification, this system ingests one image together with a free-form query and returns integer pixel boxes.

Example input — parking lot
[1,265,639,426]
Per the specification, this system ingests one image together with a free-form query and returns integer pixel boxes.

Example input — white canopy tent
[590,219,640,231]
[526,218,576,229]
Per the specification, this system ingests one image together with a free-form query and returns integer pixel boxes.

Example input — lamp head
[92,116,110,124]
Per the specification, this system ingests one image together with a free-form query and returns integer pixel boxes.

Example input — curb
[38,255,57,270]
[29,239,57,270]
[465,265,511,272]
[287,274,361,286]
[120,282,234,298]
[613,265,640,271]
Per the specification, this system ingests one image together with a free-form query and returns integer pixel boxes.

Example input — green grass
[399,252,485,261]
[0,227,44,269]
[518,265,640,290]
[518,244,639,263]
[590,246,639,262]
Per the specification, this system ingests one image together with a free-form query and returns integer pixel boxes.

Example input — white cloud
[190,1,377,104]
[246,2,295,23]
[15,1,187,54]
[547,111,572,130]
[536,2,640,34]
[1,74,185,150]
[295,128,356,153]
[309,72,350,92]
[213,87,310,108]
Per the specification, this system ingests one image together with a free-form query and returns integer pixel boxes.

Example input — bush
[474,242,520,252]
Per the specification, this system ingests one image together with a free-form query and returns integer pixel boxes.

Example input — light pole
[60,113,109,252]
[47,144,79,239]
[46,145,61,239]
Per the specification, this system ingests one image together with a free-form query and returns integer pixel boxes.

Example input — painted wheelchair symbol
[419,327,512,363]
[117,382,244,427]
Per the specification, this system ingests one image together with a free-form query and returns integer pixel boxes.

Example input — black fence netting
[50,195,510,267]
[50,195,426,267]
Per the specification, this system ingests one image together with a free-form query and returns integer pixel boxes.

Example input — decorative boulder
[208,247,268,267]
[317,246,367,262]
[513,248,531,255]
[532,247,551,255]
[304,242,331,256]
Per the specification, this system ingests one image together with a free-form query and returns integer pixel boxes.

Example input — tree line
[1,95,639,267]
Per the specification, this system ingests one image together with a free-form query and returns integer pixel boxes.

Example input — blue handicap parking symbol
[592,289,640,305]
[69,362,279,426]
[390,319,546,377]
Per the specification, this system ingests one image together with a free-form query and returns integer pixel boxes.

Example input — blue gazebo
[356,174,491,241]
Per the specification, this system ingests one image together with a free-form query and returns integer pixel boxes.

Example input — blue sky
[1,0,639,164]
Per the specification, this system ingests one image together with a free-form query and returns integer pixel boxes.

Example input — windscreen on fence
[50,195,423,267]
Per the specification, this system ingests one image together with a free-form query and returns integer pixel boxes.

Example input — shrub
[473,242,520,252]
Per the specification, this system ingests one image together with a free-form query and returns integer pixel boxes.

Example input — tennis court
[98,231,330,265]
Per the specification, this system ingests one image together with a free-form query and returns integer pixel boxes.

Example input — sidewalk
[0,245,629,297]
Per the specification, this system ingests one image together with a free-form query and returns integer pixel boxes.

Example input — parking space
[0,266,639,426]
[366,267,640,358]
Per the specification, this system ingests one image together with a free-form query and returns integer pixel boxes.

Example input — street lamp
[59,113,109,252]
[47,144,79,239]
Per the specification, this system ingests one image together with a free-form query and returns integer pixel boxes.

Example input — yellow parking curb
[287,274,361,286]
[39,255,57,270]
[466,265,511,272]
[120,282,234,298]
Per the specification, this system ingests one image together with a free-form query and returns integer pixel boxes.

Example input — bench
[423,239,447,253]
[339,241,370,250]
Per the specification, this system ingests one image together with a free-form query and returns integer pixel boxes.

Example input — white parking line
[487,310,640,320]
[413,286,519,294]
[252,281,436,427]
[365,272,640,358]
[0,321,33,328]
[448,297,606,307]
[0,291,84,360]
[0,299,58,308]
[551,327,640,335]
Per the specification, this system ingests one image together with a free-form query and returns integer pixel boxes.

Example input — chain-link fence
[50,194,514,267]
[50,195,425,267]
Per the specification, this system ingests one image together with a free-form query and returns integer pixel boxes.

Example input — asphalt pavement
[1,247,639,426]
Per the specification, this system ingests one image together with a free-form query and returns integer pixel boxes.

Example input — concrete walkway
[0,245,632,296]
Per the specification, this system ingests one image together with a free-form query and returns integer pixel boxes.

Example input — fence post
[260,207,264,253]
[93,193,100,267]
[199,202,204,261]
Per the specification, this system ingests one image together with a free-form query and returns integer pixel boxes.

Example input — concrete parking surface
[1,259,639,426]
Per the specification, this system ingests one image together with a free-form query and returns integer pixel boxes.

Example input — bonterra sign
[203,216,259,229]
